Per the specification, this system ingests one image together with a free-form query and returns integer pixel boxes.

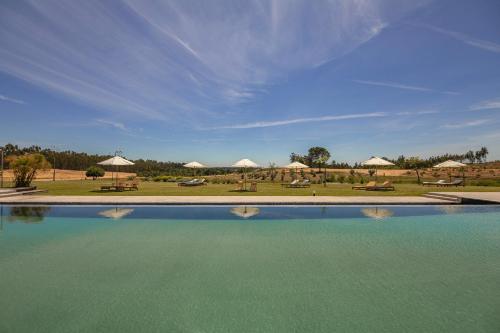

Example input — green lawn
[30,179,500,196]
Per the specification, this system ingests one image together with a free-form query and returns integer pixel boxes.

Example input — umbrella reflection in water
[361,207,394,220]
[98,207,134,220]
[230,206,260,219]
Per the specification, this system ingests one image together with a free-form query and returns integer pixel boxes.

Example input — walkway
[429,192,500,204]
[0,195,452,205]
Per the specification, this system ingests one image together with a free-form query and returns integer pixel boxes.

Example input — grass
[29,179,500,196]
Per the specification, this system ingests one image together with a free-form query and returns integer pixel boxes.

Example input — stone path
[429,192,500,204]
[0,195,452,205]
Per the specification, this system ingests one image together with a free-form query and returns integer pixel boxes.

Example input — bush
[337,175,345,184]
[8,153,51,187]
[85,166,105,180]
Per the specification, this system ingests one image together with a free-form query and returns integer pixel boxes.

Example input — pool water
[0,205,499,332]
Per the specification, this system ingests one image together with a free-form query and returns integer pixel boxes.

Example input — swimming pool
[1,205,499,332]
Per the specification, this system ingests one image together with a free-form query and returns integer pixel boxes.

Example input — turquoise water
[0,205,499,332]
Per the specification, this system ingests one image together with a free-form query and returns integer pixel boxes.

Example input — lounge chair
[366,181,395,191]
[438,179,464,187]
[422,179,446,186]
[100,184,114,191]
[282,179,299,187]
[183,178,206,186]
[352,181,376,190]
[294,179,311,188]
[121,181,139,190]
[234,181,244,191]
[178,178,198,186]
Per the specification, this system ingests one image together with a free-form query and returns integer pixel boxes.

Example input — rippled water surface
[1,205,499,332]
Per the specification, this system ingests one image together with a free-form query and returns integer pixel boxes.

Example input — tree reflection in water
[7,206,51,224]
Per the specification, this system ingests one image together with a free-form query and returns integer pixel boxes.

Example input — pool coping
[0,195,460,205]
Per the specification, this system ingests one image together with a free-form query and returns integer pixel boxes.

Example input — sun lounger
[178,178,198,186]
[422,179,446,186]
[234,181,244,191]
[294,179,310,188]
[100,184,114,191]
[121,181,139,190]
[438,179,464,187]
[366,181,395,191]
[352,181,376,190]
[181,178,207,186]
[282,179,299,187]
[283,179,311,188]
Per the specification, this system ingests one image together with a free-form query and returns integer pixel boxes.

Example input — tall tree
[465,150,475,164]
[307,147,331,173]
[479,147,489,163]
[405,157,425,184]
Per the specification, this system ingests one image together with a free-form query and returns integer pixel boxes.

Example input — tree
[465,150,475,164]
[267,163,277,182]
[8,153,51,187]
[477,147,489,163]
[307,147,330,173]
[405,157,425,184]
[289,153,308,164]
[86,166,105,180]
[307,146,330,186]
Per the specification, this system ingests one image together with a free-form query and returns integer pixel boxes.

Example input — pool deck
[429,192,500,204]
[0,194,458,205]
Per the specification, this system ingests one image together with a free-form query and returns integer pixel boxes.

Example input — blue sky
[1,0,499,166]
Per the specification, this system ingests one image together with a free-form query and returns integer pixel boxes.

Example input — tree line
[0,143,491,178]
[0,143,231,177]
[290,146,490,169]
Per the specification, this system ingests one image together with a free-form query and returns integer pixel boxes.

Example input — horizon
[1,0,500,165]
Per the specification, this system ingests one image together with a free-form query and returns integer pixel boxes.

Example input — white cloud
[441,119,489,129]
[95,119,128,131]
[214,112,387,129]
[353,80,458,95]
[470,98,500,111]
[423,25,500,54]
[0,94,25,104]
[396,109,439,116]
[0,0,428,122]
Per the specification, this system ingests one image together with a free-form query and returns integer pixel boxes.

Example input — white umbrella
[433,160,467,183]
[183,161,206,177]
[285,161,309,180]
[230,206,260,219]
[232,158,259,190]
[433,160,466,168]
[361,156,394,180]
[98,156,135,185]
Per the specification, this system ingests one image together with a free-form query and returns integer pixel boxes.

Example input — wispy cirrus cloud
[396,109,439,116]
[422,24,500,54]
[352,80,458,95]
[0,0,428,122]
[441,119,489,129]
[470,98,500,111]
[95,119,128,132]
[0,93,25,104]
[214,112,387,129]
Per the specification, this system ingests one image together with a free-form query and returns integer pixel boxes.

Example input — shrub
[337,175,345,183]
[85,166,105,180]
[8,153,51,187]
